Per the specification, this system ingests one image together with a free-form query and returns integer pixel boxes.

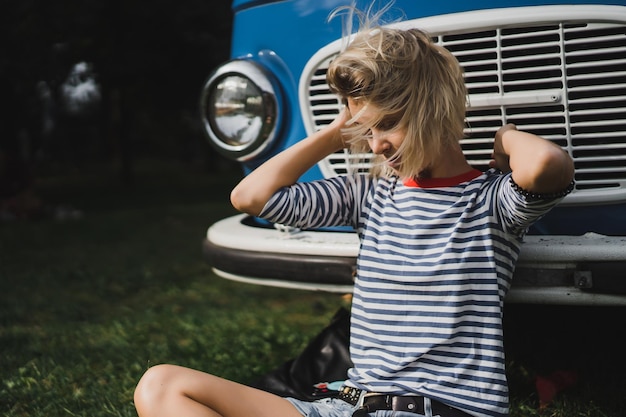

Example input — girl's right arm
[230,110,349,216]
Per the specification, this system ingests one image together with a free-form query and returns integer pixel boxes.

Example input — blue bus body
[200,0,626,304]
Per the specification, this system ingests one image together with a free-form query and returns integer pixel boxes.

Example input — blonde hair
[327,19,467,178]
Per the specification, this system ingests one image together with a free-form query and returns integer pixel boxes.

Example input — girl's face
[347,98,406,170]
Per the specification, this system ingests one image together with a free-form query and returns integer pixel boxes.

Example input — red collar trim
[403,169,482,188]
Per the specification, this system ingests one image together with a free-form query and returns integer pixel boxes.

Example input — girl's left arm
[490,124,574,195]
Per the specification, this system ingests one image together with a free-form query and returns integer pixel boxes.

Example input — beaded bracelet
[509,176,575,200]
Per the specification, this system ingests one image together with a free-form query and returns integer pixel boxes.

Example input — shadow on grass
[503,303,626,416]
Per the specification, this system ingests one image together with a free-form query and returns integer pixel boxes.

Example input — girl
[134,22,574,417]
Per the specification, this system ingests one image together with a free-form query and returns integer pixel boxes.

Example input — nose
[368,133,390,155]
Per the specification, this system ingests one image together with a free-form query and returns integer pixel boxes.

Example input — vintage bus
[200,0,626,305]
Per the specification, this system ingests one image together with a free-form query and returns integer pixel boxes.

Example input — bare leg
[134,364,303,417]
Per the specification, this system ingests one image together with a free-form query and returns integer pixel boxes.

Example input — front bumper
[204,214,626,305]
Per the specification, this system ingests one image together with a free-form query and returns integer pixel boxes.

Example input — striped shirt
[259,168,564,417]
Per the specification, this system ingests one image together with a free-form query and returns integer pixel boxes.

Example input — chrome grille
[302,13,626,204]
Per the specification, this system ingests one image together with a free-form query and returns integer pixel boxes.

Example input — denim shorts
[285,397,429,417]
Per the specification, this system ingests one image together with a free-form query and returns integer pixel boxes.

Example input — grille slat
[568,81,626,90]
[575,139,626,147]
[567,57,626,68]
[302,11,626,204]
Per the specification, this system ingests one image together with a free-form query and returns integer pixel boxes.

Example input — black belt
[338,386,472,417]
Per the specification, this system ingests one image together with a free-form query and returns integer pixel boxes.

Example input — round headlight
[200,60,282,161]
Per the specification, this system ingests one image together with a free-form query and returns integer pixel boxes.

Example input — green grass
[1,160,624,417]
[0,160,345,417]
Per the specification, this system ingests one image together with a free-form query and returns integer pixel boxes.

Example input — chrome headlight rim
[199,60,282,161]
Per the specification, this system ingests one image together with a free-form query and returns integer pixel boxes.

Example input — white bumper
[205,214,626,305]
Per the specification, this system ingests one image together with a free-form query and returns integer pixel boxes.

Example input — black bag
[250,307,353,401]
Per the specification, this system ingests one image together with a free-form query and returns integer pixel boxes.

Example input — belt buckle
[351,392,379,417]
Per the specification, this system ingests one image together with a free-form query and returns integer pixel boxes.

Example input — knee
[134,364,177,415]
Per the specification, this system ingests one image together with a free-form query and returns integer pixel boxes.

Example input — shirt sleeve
[258,174,372,230]
[495,171,568,237]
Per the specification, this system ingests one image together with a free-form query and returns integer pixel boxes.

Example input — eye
[375,117,400,131]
